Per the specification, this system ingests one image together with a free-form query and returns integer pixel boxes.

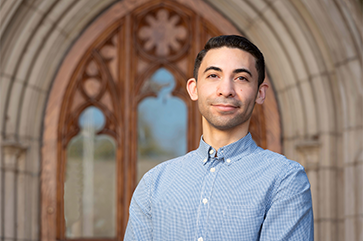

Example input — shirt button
[226,159,231,163]
[210,167,215,172]
[209,150,214,155]
[202,198,208,204]
[198,238,203,241]
[203,158,207,163]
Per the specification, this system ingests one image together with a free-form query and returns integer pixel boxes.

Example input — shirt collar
[196,133,258,165]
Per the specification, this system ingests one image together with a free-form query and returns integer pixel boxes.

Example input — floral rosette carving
[136,8,189,60]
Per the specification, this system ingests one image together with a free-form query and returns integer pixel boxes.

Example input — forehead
[200,47,256,72]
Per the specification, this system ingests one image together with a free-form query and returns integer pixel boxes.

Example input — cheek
[199,87,214,98]
[239,87,257,96]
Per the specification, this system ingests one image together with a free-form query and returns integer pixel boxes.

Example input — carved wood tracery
[57,27,124,240]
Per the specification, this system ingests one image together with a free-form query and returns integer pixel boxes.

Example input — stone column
[357,151,363,241]
[296,140,321,241]
[1,141,27,240]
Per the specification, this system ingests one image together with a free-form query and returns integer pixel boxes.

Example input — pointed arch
[41,0,281,239]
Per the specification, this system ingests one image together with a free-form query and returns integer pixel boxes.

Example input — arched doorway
[41,0,281,240]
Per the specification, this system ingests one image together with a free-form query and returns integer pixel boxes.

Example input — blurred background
[0,0,362,240]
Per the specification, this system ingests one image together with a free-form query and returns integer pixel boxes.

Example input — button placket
[196,157,221,240]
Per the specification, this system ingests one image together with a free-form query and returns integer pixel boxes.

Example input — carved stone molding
[296,140,321,171]
[1,141,27,170]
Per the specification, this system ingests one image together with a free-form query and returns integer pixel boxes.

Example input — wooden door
[42,0,281,240]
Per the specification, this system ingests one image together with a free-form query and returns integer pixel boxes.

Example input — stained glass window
[137,68,187,181]
[64,106,116,238]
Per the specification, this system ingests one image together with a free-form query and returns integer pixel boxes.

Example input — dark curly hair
[193,35,265,87]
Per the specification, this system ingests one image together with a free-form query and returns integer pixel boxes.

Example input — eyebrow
[203,66,253,77]
[233,68,252,77]
[203,66,222,73]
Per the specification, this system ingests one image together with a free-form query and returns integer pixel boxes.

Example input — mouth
[212,103,239,112]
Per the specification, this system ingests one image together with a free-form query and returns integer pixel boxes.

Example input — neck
[202,118,250,151]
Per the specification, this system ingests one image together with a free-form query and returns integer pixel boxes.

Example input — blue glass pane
[138,68,187,182]
[65,107,116,238]
[79,106,105,132]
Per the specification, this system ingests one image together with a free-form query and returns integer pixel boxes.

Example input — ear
[186,78,198,101]
[255,82,268,104]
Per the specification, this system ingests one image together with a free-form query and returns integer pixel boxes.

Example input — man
[124,35,314,240]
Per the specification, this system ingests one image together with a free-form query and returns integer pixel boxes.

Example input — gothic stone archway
[41,0,281,240]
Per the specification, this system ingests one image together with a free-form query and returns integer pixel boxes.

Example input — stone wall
[0,0,361,240]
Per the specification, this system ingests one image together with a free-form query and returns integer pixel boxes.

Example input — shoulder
[250,148,309,192]
[140,150,197,185]
[252,149,312,207]
[147,150,196,173]
[136,150,199,203]
[258,148,311,194]
[256,148,305,173]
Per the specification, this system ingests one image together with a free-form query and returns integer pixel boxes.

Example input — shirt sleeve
[260,163,314,240]
[124,172,153,241]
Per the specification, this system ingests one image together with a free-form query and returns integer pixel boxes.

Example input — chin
[208,118,248,131]
[204,110,253,130]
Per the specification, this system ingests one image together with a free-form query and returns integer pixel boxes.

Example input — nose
[217,78,236,97]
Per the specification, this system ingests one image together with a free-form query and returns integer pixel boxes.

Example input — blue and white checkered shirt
[124,133,314,240]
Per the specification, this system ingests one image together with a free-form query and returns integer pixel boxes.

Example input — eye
[207,74,218,79]
[236,76,248,81]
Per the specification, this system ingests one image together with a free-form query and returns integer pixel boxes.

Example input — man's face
[187,47,266,131]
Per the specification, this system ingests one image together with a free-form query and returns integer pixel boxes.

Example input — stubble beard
[198,98,256,131]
